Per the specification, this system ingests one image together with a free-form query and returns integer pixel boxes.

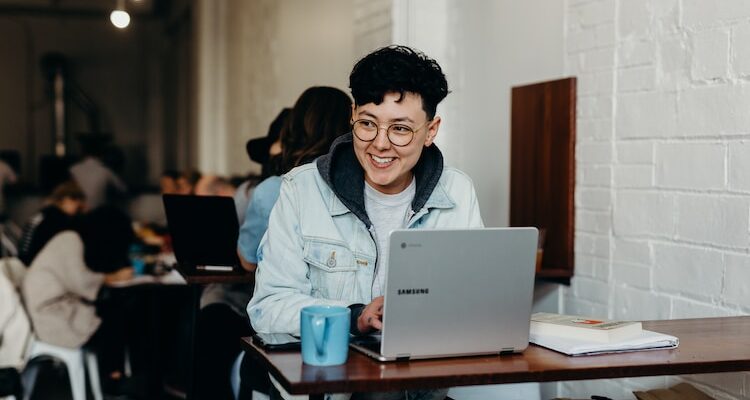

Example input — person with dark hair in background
[160,170,181,195]
[18,180,86,266]
[212,87,350,400]
[22,206,136,393]
[176,169,202,195]
[246,108,292,180]
[194,175,236,197]
[248,46,482,400]
[233,108,292,223]
[238,87,353,272]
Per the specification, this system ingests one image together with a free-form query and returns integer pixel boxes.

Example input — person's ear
[350,104,357,123]
[424,116,441,147]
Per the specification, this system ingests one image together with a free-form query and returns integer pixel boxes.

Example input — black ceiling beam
[0,6,156,20]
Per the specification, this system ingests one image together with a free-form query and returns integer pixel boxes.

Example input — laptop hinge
[395,354,411,361]
[500,348,515,355]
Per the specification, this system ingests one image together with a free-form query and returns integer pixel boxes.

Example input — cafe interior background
[1,0,749,399]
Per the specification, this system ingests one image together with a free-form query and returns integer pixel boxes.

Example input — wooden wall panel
[510,77,576,282]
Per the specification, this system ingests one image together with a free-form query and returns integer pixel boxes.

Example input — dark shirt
[18,206,76,266]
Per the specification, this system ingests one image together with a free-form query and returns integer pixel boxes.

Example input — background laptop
[162,194,242,273]
[351,227,538,361]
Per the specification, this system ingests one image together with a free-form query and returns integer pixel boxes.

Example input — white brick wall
[677,86,750,136]
[616,92,676,138]
[566,0,750,398]
[725,254,750,308]
[728,141,750,192]
[691,30,730,81]
[682,0,750,28]
[655,143,724,189]
[733,24,750,76]
[675,195,749,247]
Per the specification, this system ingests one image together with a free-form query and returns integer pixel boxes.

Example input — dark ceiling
[0,0,170,19]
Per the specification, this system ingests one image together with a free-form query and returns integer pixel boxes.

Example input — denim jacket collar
[316,133,454,227]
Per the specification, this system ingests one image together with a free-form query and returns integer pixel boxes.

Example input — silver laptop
[350,227,538,361]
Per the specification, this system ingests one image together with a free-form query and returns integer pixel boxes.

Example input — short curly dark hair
[349,45,449,119]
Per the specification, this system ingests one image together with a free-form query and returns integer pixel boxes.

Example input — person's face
[176,177,193,195]
[58,197,85,215]
[269,139,282,157]
[352,92,441,194]
[160,176,178,194]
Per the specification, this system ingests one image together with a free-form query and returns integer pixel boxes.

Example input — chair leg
[26,342,92,400]
[252,390,271,400]
[66,353,86,400]
[21,361,40,400]
[123,346,132,378]
[231,352,245,400]
[85,351,104,400]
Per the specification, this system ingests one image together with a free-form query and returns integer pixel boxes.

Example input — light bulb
[110,10,130,28]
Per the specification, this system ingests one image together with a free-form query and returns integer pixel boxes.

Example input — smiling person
[247,46,483,400]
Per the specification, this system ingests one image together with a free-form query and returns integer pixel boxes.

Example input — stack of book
[529,312,679,356]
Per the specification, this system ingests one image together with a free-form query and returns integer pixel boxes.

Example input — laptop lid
[162,194,241,269]
[362,227,538,361]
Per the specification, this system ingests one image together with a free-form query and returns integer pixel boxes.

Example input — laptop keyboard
[351,335,382,353]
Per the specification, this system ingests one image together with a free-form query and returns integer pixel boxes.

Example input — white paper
[530,329,679,356]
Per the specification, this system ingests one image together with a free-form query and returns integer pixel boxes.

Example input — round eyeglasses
[351,119,432,147]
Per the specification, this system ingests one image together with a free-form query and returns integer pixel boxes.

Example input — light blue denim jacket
[247,134,483,335]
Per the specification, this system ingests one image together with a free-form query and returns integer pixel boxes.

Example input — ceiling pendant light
[110,0,131,29]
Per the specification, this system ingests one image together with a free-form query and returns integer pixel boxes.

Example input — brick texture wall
[564,0,750,398]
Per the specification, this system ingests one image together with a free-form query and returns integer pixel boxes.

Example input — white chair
[231,352,243,399]
[22,340,103,400]
[1,257,102,400]
[230,352,270,400]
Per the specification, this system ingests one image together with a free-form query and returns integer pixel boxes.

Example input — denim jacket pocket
[303,239,357,300]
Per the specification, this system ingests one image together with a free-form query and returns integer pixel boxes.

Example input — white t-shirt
[364,178,416,298]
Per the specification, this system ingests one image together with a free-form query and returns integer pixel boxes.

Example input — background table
[242,316,750,398]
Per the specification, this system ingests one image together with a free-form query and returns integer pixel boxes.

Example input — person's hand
[238,249,257,272]
[104,267,134,285]
[357,296,384,334]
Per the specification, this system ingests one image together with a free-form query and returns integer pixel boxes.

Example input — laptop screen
[163,194,241,268]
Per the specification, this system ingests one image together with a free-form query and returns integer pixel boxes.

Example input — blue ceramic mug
[300,305,350,366]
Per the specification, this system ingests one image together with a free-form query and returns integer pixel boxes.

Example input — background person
[245,108,291,180]
[233,108,292,223]
[193,175,236,197]
[160,169,181,195]
[69,137,127,210]
[18,180,86,266]
[233,87,352,400]
[22,206,136,393]
[237,87,352,272]
[176,169,202,195]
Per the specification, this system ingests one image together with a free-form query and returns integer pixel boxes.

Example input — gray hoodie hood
[315,132,444,228]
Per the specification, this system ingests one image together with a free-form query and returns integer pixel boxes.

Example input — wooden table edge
[241,316,750,395]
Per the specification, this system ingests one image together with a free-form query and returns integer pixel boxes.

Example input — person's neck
[365,174,414,195]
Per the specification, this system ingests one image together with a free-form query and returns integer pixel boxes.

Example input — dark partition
[510,77,576,282]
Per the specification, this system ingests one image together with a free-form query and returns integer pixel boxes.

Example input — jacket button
[327,251,336,268]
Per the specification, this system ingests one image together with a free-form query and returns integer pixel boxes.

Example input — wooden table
[174,263,255,284]
[241,316,750,399]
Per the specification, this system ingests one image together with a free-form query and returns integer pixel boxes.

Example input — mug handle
[311,315,329,358]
